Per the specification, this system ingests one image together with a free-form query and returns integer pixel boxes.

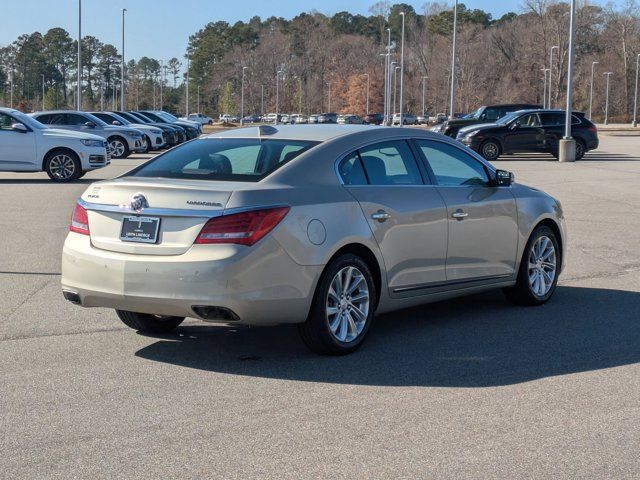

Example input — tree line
[1,1,639,123]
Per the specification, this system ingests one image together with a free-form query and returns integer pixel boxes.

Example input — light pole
[540,67,548,108]
[548,45,559,109]
[449,0,458,120]
[385,28,391,124]
[160,62,165,110]
[327,79,332,112]
[275,70,283,124]
[9,68,13,108]
[559,0,576,162]
[633,54,640,127]
[241,66,248,124]
[422,76,428,116]
[197,85,200,114]
[261,84,264,116]
[604,72,613,125]
[121,8,126,111]
[392,63,398,115]
[185,55,190,116]
[363,73,370,115]
[41,74,45,110]
[399,11,405,127]
[589,61,598,120]
[77,0,82,110]
[297,76,302,115]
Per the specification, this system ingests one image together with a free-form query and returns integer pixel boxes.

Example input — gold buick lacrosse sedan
[62,124,565,354]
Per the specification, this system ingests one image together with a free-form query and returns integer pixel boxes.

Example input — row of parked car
[228,112,437,126]
[0,107,203,182]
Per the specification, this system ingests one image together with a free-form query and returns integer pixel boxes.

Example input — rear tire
[575,139,586,160]
[116,310,184,333]
[44,149,82,182]
[298,254,376,355]
[503,225,560,306]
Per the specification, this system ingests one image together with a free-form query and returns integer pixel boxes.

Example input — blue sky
[2,0,612,64]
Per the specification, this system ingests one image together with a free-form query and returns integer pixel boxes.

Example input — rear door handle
[451,210,468,220]
[371,210,391,222]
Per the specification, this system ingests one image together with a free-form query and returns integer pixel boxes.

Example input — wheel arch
[42,146,79,171]
[322,243,383,309]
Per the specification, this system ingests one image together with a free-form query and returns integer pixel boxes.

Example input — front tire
[299,254,376,355]
[108,136,130,159]
[116,310,184,333]
[44,149,82,182]
[503,225,560,306]
[480,139,501,161]
[142,135,152,154]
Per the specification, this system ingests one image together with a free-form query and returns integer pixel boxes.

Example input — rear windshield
[128,138,319,182]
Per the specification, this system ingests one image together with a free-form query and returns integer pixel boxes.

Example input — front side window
[0,113,15,130]
[358,140,423,185]
[129,138,318,182]
[518,113,541,127]
[65,114,89,126]
[417,140,490,187]
[483,107,499,121]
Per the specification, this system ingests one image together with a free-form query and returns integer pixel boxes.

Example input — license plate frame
[120,215,161,244]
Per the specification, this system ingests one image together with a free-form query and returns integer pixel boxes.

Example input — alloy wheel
[109,139,126,157]
[326,266,370,343]
[49,154,76,180]
[482,141,499,160]
[528,235,557,297]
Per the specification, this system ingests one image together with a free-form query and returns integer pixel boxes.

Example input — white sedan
[0,107,109,182]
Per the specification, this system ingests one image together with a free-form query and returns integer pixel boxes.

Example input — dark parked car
[457,109,598,161]
[242,114,262,124]
[116,111,184,146]
[138,110,200,140]
[317,112,338,124]
[363,113,384,125]
[436,103,541,138]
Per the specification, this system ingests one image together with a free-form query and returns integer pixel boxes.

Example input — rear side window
[339,152,368,185]
[129,138,318,182]
[358,141,423,185]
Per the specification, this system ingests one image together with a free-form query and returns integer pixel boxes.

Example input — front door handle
[371,210,391,222]
[451,209,468,220]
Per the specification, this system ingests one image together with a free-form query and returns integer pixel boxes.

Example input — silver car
[61,125,565,355]
[32,110,145,158]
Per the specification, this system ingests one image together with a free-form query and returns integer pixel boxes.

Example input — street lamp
[385,28,391,125]
[589,61,598,120]
[185,55,190,116]
[261,84,264,116]
[240,66,248,124]
[121,8,126,110]
[421,76,428,116]
[633,54,640,127]
[449,0,458,120]
[548,45,559,109]
[603,72,613,125]
[392,63,399,115]
[275,69,283,124]
[41,74,45,111]
[540,67,548,108]
[77,0,82,110]
[559,0,576,163]
[363,73,370,115]
[9,68,13,108]
[399,11,405,127]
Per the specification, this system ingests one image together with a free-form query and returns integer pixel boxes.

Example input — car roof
[205,124,381,142]
[513,108,584,115]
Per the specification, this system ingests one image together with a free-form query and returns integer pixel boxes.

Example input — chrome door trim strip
[392,274,513,294]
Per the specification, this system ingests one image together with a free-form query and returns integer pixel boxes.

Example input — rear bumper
[61,233,321,325]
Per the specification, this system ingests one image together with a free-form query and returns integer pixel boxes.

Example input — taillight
[195,207,290,246]
[70,203,90,235]
[588,125,597,133]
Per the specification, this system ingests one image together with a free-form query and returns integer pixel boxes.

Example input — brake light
[588,125,597,133]
[195,207,290,246]
[70,203,90,235]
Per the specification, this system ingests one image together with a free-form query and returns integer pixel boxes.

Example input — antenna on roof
[258,125,278,137]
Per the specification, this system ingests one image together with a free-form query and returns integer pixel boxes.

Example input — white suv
[0,108,109,182]
[181,113,213,125]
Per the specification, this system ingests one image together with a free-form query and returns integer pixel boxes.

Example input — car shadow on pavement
[135,286,640,387]
[0,179,96,184]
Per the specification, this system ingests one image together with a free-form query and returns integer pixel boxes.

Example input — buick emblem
[129,193,148,211]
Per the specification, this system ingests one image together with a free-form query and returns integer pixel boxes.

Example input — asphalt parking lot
[1,133,639,479]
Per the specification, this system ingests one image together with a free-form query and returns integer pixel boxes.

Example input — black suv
[435,103,541,138]
[457,109,599,161]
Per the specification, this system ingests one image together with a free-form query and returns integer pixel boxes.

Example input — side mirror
[509,121,520,130]
[495,169,514,187]
[111,120,122,125]
[84,121,96,128]
[11,123,28,133]
[479,113,486,120]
